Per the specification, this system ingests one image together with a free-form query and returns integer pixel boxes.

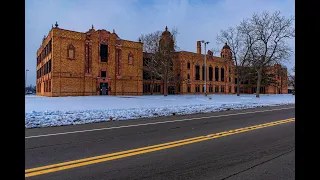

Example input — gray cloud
[26,0,295,85]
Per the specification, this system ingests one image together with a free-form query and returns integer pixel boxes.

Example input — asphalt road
[25,104,295,180]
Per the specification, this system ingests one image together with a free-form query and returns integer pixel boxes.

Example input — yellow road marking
[25,118,295,178]
[25,136,206,173]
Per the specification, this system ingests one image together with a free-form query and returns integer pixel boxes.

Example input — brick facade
[36,25,143,97]
[36,25,287,97]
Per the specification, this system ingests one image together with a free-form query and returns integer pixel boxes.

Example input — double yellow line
[25,118,295,178]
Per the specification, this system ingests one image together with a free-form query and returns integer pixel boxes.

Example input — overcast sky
[25,0,295,86]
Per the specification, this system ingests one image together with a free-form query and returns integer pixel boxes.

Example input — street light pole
[25,69,29,93]
[201,40,209,96]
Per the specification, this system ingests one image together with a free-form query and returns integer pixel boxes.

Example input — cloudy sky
[25,0,295,86]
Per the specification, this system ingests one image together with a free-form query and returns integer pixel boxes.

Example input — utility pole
[201,40,209,96]
[25,69,29,94]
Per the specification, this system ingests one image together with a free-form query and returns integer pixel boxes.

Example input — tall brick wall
[37,26,143,97]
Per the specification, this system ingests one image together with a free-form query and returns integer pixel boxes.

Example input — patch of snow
[25,94,295,128]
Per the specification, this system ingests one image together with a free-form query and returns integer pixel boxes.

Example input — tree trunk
[150,79,154,95]
[237,73,241,96]
[163,77,168,96]
[256,68,262,98]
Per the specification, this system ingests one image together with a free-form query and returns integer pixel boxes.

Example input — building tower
[220,42,232,59]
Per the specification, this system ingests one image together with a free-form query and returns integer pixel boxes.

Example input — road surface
[25,104,295,180]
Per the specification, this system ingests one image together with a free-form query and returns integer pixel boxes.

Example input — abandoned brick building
[36,24,288,96]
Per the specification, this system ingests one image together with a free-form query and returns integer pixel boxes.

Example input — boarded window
[128,52,134,65]
[67,44,75,59]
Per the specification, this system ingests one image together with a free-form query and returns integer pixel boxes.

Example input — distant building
[142,27,288,95]
[36,24,288,96]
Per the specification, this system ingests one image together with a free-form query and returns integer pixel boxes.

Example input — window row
[37,59,52,79]
[37,39,52,65]
[36,80,51,92]
[194,85,225,93]
[195,66,225,81]
[143,83,161,93]
[66,43,134,65]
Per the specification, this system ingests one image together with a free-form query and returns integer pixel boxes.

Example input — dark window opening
[195,86,200,92]
[143,83,151,93]
[221,86,225,92]
[229,86,231,93]
[229,77,231,82]
[195,65,200,80]
[202,86,205,92]
[187,74,190,80]
[221,68,225,81]
[202,65,205,80]
[215,67,219,81]
[48,59,52,73]
[143,71,150,80]
[100,44,108,62]
[187,62,190,69]
[235,78,238,84]
[187,86,191,93]
[209,67,213,81]
[153,84,161,93]
[209,86,213,92]
[101,71,106,78]
[215,86,219,93]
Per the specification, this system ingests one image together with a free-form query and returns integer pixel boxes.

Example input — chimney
[197,41,201,54]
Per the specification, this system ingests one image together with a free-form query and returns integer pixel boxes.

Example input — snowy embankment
[25,94,295,129]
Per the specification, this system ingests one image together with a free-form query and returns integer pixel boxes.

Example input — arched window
[215,67,219,81]
[128,52,134,65]
[202,65,205,80]
[67,44,75,59]
[221,68,225,81]
[195,65,200,80]
[209,66,213,81]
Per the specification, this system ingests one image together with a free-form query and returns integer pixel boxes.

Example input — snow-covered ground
[25,94,295,129]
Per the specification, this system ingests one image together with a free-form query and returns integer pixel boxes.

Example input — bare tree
[238,11,294,98]
[139,27,180,96]
[217,27,252,96]
[288,66,295,95]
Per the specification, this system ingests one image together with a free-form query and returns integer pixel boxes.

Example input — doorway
[100,83,108,95]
